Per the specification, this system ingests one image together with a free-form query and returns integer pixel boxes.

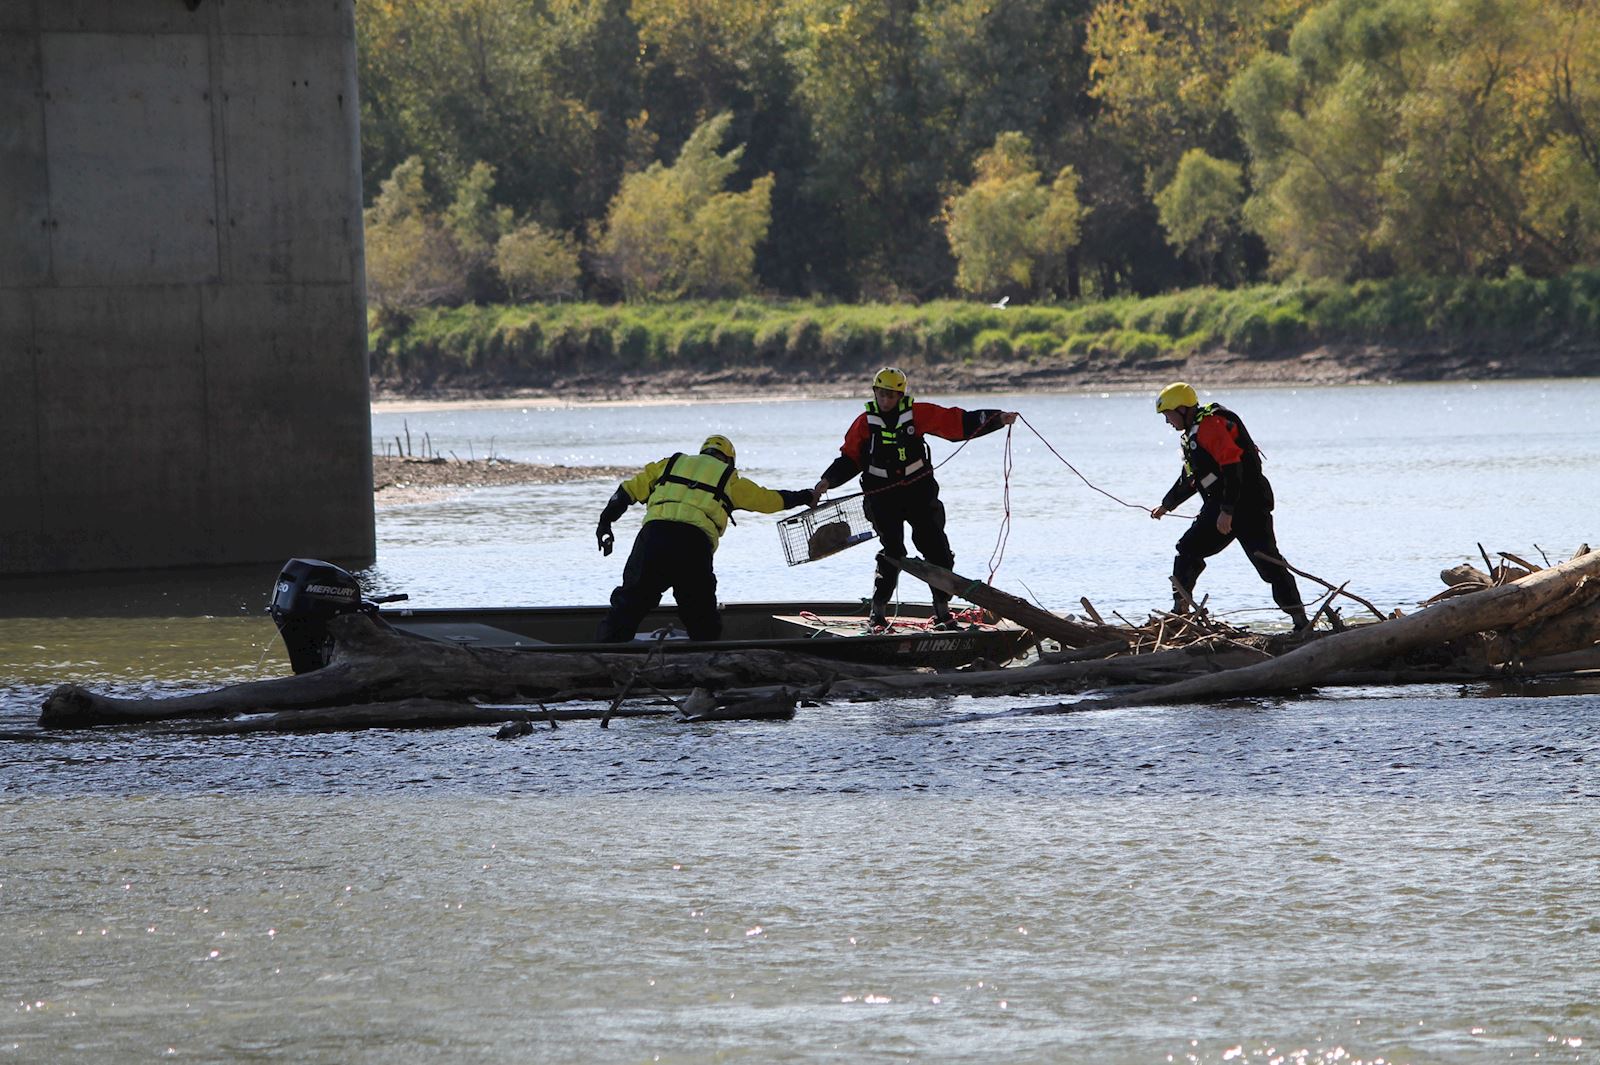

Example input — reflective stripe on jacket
[820,399,1007,492]
[862,396,930,487]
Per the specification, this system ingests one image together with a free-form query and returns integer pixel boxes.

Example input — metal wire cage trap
[777,494,876,566]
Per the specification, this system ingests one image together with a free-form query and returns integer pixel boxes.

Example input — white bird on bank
[991,295,1009,309]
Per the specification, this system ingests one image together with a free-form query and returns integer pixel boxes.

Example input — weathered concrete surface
[0,0,372,574]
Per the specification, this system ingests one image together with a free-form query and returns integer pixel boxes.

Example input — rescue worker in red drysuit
[1149,382,1310,631]
[811,367,1018,632]
[595,434,812,642]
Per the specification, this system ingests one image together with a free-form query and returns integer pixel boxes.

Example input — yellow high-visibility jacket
[622,452,790,551]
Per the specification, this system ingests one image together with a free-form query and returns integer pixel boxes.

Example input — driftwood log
[176,644,1277,733]
[39,613,894,729]
[888,556,1130,648]
[1030,546,1600,713]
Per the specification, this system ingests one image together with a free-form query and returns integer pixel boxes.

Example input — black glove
[597,522,614,556]
[778,489,814,509]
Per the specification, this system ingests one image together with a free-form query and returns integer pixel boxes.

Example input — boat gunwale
[375,600,1032,663]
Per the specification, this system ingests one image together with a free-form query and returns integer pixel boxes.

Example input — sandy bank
[373,455,631,508]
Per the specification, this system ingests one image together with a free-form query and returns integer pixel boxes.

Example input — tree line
[359,0,1600,309]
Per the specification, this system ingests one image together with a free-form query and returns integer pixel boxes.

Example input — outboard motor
[269,559,373,674]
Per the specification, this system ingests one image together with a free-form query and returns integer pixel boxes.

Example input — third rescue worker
[595,434,811,643]
[1149,382,1310,631]
[812,367,1017,631]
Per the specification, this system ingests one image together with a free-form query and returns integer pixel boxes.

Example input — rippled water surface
[3,381,1599,1063]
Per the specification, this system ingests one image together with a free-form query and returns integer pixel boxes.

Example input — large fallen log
[1031,546,1600,712]
[888,556,1131,648]
[1482,587,1600,662]
[40,625,1280,733]
[38,613,896,729]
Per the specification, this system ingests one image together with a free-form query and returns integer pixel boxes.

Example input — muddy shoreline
[373,455,633,506]
[370,340,1600,410]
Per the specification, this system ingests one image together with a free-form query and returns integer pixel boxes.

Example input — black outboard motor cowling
[270,559,366,674]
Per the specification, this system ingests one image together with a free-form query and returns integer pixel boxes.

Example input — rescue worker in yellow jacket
[595,434,812,642]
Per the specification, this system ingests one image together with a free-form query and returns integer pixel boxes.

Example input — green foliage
[357,0,632,233]
[1230,0,1600,279]
[366,267,1600,385]
[613,321,653,364]
[593,113,774,300]
[1104,329,1168,361]
[1012,331,1060,358]
[971,329,1015,360]
[1154,150,1245,283]
[1061,333,1101,357]
[785,315,824,360]
[1058,305,1125,334]
[363,156,466,310]
[356,0,1600,300]
[711,321,758,362]
[445,163,512,260]
[495,223,582,302]
[944,133,1085,300]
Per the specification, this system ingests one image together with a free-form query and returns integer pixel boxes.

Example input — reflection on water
[0,562,284,619]
[2,380,1599,1063]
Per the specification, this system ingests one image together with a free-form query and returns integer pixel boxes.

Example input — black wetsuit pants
[596,520,721,642]
[864,478,955,618]
[1173,501,1304,617]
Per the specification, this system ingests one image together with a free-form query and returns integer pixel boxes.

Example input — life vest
[862,395,929,488]
[1181,403,1270,505]
[644,452,737,545]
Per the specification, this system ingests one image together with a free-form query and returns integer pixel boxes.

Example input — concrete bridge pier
[1,0,373,576]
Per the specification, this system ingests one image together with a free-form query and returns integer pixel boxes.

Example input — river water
[2,381,1597,1063]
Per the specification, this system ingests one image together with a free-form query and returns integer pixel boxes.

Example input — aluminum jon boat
[270,559,1035,674]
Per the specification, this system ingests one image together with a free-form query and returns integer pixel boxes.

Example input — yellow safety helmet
[1156,382,1198,413]
[700,434,736,463]
[871,366,908,393]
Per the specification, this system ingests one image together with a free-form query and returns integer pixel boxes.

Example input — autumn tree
[1154,149,1246,283]
[944,132,1085,300]
[363,156,467,311]
[627,0,819,294]
[495,223,582,301]
[592,112,774,299]
[443,162,515,302]
[1229,0,1600,279]
[358,0,640,233]
[1086,0,1315,184]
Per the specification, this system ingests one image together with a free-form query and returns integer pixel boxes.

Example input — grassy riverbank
[370,269,1600,399]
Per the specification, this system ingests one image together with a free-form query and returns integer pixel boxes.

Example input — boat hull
[305,600,1033,673]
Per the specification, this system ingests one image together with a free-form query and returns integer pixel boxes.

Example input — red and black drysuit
[817,397,1009,621]
[1160,403,1307,623]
